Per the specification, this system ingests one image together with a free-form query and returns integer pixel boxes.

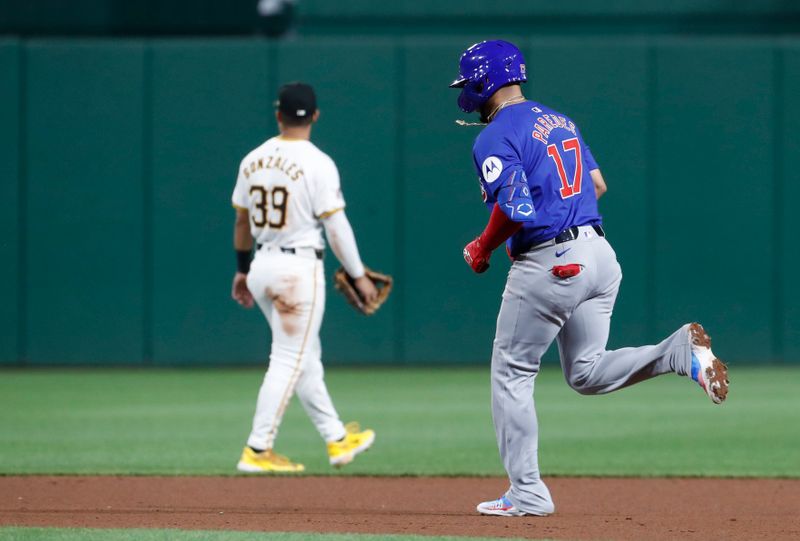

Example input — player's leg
[292,265,347,442]
[484,262,563,516]
[240,254,318,470]
[555,238,694,395]
[294,340,349,443]
[293,265,376,466]
[296,337,376,467]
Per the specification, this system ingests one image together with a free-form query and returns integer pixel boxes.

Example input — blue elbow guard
[496,170,535,222]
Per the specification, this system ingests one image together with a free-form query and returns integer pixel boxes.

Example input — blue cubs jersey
[472,100,602,256]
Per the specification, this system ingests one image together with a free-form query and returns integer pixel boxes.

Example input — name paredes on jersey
[242,154,304,181]
[531,112,577,145]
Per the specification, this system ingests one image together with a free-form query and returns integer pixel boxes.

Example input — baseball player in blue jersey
[451,40,730,517]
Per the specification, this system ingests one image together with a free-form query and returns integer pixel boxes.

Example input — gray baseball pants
[491,225,693,515]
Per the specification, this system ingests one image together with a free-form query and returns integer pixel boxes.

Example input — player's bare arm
[232,207,254,308]
[590,169,607,199]
[353,276,378,302]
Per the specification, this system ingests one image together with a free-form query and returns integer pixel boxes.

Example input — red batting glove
[464,203,524,274]
[463,236,491,273]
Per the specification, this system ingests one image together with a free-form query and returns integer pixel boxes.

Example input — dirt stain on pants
[266,276,302,336]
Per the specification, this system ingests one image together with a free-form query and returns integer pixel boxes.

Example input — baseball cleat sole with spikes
[689,322,729,404]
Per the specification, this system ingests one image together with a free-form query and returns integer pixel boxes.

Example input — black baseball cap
[274,82,317,119]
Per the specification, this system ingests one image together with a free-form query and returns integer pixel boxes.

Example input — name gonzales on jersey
[241,154,305,182]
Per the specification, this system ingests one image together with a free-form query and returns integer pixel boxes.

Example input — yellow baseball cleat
[327,422,376,467]
[236,447,305,473]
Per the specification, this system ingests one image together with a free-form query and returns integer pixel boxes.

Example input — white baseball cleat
[476,495,527,516]
[688,322,729,404]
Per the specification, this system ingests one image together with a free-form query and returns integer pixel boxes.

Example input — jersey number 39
[547,137,582,199]
[249,186,289,229]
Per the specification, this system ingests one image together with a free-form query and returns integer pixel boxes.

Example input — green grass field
[0,366,798,477]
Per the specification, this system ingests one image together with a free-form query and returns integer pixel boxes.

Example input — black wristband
[236,250,252,274]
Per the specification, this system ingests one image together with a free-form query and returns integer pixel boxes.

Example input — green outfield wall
[1,36,798,366]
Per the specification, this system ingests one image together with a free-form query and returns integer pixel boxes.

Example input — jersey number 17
[547,137,582,199]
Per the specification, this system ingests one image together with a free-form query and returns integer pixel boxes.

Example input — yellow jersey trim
[318,207,344,220]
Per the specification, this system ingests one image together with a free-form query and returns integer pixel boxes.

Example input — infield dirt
[1,476,798,540]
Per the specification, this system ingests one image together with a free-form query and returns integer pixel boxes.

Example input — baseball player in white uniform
[231,82,377,473]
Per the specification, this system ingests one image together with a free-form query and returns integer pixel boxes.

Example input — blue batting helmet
[449,40,527,113]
